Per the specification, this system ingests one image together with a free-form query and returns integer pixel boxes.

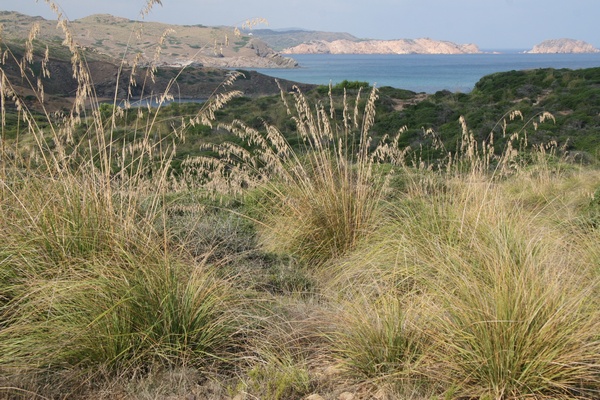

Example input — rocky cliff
[282,38,481,54]
[527,39,600,54]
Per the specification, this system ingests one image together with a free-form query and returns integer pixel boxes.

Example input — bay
[250,53,600,94]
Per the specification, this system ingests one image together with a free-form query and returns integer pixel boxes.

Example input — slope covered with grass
[1,1,599,399]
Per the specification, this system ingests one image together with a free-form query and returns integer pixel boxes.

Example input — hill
[0,42,314,113]
[377,67,600,161]
[210,67,600,162]
[0,11,484,59]
[2,8,600,400]
[250,29,481,55]
[0,11,296,68]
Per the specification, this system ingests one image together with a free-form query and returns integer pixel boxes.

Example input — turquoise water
[250,53,600,93]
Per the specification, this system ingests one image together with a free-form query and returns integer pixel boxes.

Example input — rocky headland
[0,11,297,69]
[281,38,481,54]
[526,38,600,54]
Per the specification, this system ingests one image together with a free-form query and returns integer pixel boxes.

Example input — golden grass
[323,166,600,399]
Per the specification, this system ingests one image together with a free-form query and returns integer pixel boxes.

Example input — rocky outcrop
[238,38,299,67]
[527,39,600,54]
[282,38,480,54]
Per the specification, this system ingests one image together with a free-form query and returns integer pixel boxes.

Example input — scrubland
[1,1,599,399]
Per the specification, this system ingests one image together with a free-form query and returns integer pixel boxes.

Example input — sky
[1,0,599,50]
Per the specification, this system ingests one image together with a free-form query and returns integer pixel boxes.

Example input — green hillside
[186,67,600,164]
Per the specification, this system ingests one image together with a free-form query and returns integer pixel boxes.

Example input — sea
[250,52,600,94]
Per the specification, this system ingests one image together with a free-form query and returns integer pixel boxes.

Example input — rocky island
[281,38,480,54]
[526,38,600,54]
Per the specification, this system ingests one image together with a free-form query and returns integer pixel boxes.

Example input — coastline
[247,52,600,93]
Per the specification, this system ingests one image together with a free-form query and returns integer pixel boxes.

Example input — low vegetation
[1,2,599,399]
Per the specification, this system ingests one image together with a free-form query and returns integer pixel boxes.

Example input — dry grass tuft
[191,84,402,266]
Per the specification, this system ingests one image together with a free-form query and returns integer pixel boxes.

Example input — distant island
[526,38,600,54]
[281,38,480,55]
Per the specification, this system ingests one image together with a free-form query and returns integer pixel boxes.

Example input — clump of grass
[329,293,427,382]
[429,223,600,398]
[319,130,600,398]
[0,174,242,393]
[437,275,598,398]
[382,173,600,399]
[246,350,313,400]
[189,84,400,266]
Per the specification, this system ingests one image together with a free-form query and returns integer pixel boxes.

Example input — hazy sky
[1,0,599,49]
